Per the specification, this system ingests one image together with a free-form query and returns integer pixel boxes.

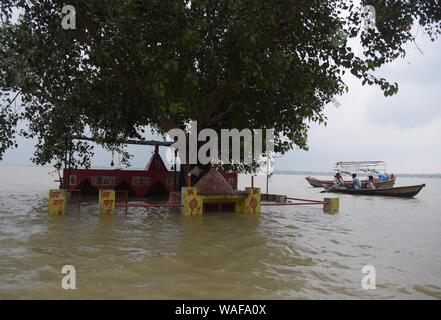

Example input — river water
[0,165,440,299]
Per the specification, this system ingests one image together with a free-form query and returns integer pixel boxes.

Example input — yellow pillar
[181,187,203,215]
[323,198,339,214]
[240,187,261,214]
[99,189,115,215]
[48,189,67,216]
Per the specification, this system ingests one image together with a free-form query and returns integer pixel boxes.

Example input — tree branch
[0,90,21,112]
[74,2,178,132]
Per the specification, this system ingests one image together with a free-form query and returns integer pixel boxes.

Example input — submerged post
[99,189,116,215]
[181,187,202,215]
[323,198,339,214]
[239,187,261,214]
[48,189,67,216]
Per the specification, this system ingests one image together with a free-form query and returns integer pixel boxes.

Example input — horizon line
[0,163,440,176]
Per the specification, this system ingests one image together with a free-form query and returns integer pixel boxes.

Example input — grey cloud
[366,83,441,128]
[366,38,441,128]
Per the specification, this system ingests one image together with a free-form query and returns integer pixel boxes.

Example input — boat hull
[325,184,425,198]
[305,176,396,189]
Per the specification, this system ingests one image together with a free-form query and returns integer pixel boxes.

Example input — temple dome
[194,167,237,195]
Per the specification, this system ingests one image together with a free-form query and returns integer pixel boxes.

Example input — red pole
[187,173,192,187]
[126,203,183,208]
[261,202,326,206]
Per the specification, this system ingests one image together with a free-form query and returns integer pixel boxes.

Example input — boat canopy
[334,161,387,175]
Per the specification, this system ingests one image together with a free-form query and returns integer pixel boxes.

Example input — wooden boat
[305,176,333,187]
[305,176,396,189]
[306,161,396,189]
[323,184,425,198]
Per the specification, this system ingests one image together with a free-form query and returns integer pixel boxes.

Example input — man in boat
[352,173,362,189]
[366,175,377,189]
[333,173,345,187]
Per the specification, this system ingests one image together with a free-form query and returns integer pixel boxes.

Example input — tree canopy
[1,0,440,170]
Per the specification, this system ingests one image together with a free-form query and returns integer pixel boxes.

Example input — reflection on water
[0,166,440,299]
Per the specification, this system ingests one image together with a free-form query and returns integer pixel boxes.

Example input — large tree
[1,0,440,170]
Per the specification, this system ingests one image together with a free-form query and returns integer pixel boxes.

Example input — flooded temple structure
[62,145,238,198]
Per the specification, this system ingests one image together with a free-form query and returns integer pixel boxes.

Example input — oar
[320,183,333,193]
[321,183,349,193]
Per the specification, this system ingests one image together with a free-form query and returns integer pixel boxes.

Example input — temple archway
[78,179,99,197]
[115,180,137,197]
[145,181,169,197]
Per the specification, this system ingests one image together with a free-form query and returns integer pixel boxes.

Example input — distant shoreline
[1,163,440,179]
[273,170,441,179]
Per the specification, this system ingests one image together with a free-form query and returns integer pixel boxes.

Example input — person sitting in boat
[366,175,377,189]
[333,173,345,187]
[352,173,362,189]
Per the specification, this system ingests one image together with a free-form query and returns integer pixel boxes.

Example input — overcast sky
[276,31,441,174]
[1,23,440,173]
